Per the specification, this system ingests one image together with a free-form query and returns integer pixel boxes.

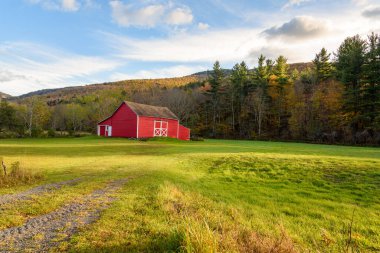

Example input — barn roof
[125,101,178,120]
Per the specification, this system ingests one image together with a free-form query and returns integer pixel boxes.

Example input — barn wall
[112,103,138,137]
[138,116,179,138]
[98,103,138,138]
[178,125,190,140]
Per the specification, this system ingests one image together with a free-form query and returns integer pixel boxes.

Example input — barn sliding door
[154,121,168,137]
[105,125,112,137]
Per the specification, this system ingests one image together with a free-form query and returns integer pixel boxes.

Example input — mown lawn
[0,137,379,252]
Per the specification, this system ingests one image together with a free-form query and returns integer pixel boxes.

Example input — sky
[0,0,379,96]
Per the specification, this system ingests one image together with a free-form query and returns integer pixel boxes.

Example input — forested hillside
[13,75,202,105]
[0,33,379,145]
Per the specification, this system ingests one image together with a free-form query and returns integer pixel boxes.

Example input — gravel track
[0,178,81,207]
[0,179,128,252]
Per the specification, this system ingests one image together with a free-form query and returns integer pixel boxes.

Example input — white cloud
[0,42,121,96]
[109,1,194,28]
[62,0,80,11]
[282,0,311,9]
[362,6,380,18]
[263,16,329,39]
[110,65,206,81]
[352,0,369,6]
[104,28,262,63]
[166,7,193,25]
[27,0,84,12]
[198,22,210,30]
[0,70,27,82]
[110,1,165,28]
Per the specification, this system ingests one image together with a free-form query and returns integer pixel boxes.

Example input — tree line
[0,33,379,145]
[196,33,379,144]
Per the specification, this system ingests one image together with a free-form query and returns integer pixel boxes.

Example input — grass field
[0,137,379,252]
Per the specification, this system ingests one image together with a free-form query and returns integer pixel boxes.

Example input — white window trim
[136,115,140,138]
[177,121,179,139]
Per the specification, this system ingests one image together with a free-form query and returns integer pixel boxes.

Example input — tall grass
[159,183,297,253]
[0,158,43,187]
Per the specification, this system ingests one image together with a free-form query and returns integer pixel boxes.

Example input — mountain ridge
[0,92,11,99]
[10,62,312,101]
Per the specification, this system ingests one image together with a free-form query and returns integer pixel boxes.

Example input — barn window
[154,120,168,137]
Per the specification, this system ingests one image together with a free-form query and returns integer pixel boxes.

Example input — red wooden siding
[178,124,190,140]
[138,117,178,138]
[98,103,137,138]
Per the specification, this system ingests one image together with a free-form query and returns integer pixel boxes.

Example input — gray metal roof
[125,101,178,119]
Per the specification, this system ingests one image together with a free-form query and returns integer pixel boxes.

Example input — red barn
[97,101,190,140]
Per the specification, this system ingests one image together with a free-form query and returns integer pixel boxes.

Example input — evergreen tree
[313,48,334,81]
[335,35,366,132]
[209,61,225,137]
[274,55,289,86]
[361,33,380,129]
[230,61,249,135]
[210,61,224,96]
[254,55,269,88]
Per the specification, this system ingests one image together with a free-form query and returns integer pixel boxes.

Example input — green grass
[0,136,379,252]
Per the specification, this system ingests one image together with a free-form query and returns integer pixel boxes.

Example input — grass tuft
[0,158,43,188]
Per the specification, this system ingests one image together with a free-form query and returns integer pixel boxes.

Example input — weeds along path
[0,179,129,252]
[0,178,81,207]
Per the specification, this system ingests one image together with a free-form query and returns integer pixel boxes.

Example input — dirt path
[0,179,128,253]
[0,178,81,207]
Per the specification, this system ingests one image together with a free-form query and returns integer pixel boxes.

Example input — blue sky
[0,0,379,96]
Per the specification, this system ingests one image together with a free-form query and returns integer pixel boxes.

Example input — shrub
[31,127,44,137]
[47,128,56,137]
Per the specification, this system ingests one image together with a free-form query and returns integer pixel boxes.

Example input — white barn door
[154,121,168,137]
[105,125,112,137]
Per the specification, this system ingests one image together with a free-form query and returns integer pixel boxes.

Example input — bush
[68,129,75,136]
[0,130,19,139]
[0,159,43,188]
[190,136,204,141]
[31,128,44,137]
[47,129,56,137]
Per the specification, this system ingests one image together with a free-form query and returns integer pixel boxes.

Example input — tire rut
[0,178,81,207]
[0,178,129,253]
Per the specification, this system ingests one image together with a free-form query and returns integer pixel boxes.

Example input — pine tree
[313,48,334,82]
[274,55,289,86]
[210,61,224,96]
[254,55,269,88]
[335,35,367,132]
[231,61,249,136]
[209,61,224,137]
[361,33,380,129]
